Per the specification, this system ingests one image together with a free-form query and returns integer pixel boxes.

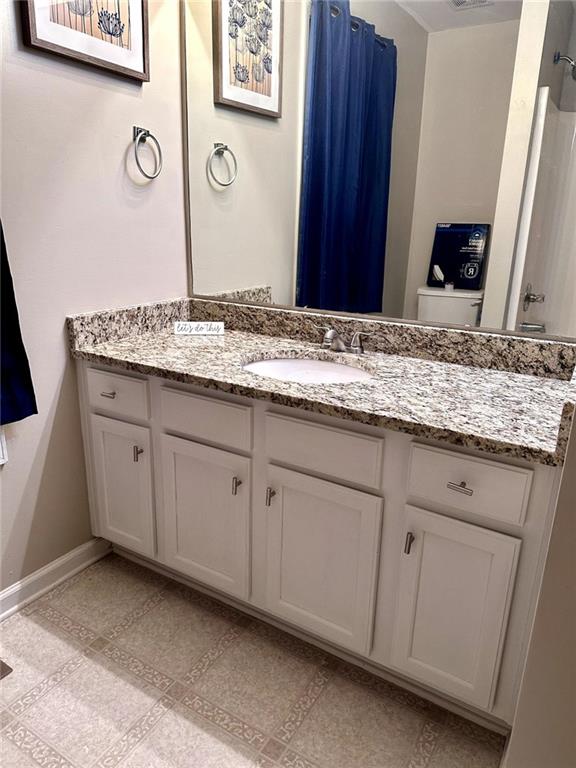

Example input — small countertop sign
[174,321,225,335]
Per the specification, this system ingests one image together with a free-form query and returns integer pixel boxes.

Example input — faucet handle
[312,323,337,348]
[349,331,373,354]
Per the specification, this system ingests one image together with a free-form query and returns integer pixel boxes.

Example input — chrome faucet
[317,326,372,354]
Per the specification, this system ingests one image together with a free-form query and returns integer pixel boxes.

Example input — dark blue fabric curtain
[1,222,38,426]
[296,0,397,313]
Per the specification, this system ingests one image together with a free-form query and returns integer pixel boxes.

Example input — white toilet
[416,286,484,326]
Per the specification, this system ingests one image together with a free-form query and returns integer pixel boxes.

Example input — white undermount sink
[242,357,373,384]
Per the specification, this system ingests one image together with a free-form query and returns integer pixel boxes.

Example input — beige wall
[503,420,576,768]
[560,10,576,111]
[402,20,519,320]
[538,0,573,108]
[481,0,549,329]
[351,1,428,318]
[185,0,306,304]
[0,0,188,590]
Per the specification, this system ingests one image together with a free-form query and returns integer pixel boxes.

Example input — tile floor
[0,554,506,768]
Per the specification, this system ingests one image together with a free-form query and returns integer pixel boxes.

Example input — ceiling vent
[448,0,495,10]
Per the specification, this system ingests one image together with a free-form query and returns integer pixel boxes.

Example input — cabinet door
[90,414,154,557]
[265,467,382,655]
[391,505,521,709]
[161,435,250,600]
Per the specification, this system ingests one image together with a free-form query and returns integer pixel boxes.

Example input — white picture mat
[33,0,144,71]
[221,0,281,112]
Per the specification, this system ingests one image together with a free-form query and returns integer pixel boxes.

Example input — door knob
[523,283,545,312]
[265,487,276,506]
[133,446,144,462]
[231,476,243,496]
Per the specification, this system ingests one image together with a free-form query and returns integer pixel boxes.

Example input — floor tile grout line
[183,623,249,686]
[29,602,99,645]
[91,693,176,768]
[7,650,88,717]
[96,613,252,692]
[181,690,270,749]
[102,590,168,641]
[96,641,176,693]
[4,716,80,768]
[7,637,173,720]
[11,672,178,768]
[256,657,335,747]
[272,662,336,747]
[404,717,444,768]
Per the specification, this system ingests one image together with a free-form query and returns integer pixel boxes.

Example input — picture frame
[21,0,150,82]
[212,0,283,118]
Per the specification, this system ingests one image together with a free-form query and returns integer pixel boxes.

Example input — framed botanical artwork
[212,0,283,118]
[21,0,149,82]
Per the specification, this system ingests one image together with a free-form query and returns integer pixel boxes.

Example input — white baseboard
[0,538,111,621]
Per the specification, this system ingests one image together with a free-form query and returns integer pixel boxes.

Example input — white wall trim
[0,538,111,621]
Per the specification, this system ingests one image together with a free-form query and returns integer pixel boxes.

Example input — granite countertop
[71,327,576,466]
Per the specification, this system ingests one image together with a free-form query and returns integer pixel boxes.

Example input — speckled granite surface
[70,326,575,466]
[207,286,273,304]
[67,297,576,380]
[188,299,576,381]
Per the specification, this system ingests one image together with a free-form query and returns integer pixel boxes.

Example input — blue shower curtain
[296,0,397,313]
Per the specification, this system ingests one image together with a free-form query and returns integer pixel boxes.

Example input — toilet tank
[417,287,484,326]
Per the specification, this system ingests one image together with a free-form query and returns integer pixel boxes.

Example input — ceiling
[396,0,523,33]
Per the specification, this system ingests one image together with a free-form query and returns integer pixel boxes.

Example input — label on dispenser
[427,223,490,290]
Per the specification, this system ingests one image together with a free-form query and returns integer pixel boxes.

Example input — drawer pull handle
[447,481,474,496]
[265,487,277,506]
[100,391,117,399]
[231,476,243,496]
[404,531,415,555]
[133,446,144,462]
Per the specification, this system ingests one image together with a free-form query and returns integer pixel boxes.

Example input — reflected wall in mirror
[184,0,576,339]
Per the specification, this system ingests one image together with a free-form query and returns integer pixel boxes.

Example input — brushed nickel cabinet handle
[265,487,276,506]
[231,476,243,496]
[100,391,117,399]
[404,532,415,555]
[133,446,144,463]
[447,481,474,496]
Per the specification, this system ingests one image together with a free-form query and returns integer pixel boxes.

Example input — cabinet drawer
[87,369,149,421]
[408,445,533,526]
[160,388,252,451]
[265,413,384,489]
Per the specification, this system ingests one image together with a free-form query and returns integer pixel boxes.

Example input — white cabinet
[391,505,521,709]
[408,444,533,526]
[265,466,383,655]
[90,414,155,557]
[161,435,251,600]
[79,366,550,723]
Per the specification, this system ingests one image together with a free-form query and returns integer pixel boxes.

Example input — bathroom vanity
[68,298,576,733]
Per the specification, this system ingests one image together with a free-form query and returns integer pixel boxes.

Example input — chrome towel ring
[133,126,162,180]
[207,143,238,187]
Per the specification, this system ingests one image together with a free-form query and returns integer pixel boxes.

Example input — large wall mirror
[183,0,576,339]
